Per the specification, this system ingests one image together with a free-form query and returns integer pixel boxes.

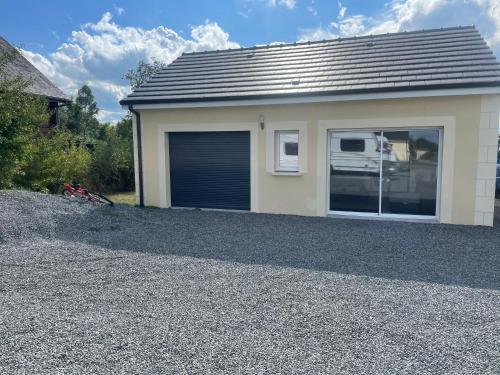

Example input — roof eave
[46,95,72,104]
[120,82,500,107]
[22,90,72,104]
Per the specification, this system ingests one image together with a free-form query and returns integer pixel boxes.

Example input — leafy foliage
[0,48,50,188]
[14,130,91,193]
[124,59,167,89]
[59,84,102,140]
[59,85,134,193]
[88,117,134,192]
[1,46,135,195]
[56,83,134,193]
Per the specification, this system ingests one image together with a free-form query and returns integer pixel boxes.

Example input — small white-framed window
[275,130,299,172]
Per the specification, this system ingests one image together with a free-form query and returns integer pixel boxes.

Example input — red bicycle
[62,183,114,206]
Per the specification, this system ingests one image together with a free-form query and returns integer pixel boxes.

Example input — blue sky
[2,0,500,122]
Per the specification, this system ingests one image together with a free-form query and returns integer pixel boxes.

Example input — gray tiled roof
[121,26,500,105]
[0,36,70,102]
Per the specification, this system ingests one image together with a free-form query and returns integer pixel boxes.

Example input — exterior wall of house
[475,95,500,225]
[132,95,499,226]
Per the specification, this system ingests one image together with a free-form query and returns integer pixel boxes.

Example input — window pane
[330,131,381,212]
[381,130,439,216]
[284,142,298,156]
[340,139,365,152]
[277,131,299,171]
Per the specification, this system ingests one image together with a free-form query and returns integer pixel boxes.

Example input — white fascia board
[124,87,500,110]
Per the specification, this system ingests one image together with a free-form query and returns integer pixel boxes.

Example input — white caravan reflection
[330,132,390,174]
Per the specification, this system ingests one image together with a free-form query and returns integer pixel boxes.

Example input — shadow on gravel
[54,202,500,291]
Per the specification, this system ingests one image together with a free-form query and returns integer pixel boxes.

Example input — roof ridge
[181,25,476,57]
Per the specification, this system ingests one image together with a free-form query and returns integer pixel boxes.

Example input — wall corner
[474,96,499,226]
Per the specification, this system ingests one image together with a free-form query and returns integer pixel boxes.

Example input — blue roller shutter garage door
[169,131,251,210]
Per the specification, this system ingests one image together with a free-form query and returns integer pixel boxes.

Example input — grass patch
[107,192,136,205]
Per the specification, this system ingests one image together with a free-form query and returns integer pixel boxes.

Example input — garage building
[120,26,500,226]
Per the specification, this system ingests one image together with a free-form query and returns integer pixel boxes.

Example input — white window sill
[272,171,303,176]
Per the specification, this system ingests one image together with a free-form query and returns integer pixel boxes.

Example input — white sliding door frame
[327,127,443,220]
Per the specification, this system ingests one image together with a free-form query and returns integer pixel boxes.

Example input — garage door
[169,131,250,210]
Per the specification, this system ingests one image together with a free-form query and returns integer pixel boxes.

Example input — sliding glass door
[329,128,441,218]
[329,131,381,213]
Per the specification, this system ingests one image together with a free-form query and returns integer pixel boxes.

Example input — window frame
[274,130,300,172]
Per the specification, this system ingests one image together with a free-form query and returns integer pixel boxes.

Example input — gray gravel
[1,190,499,374]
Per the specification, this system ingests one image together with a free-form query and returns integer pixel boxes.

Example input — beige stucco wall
[132,95,499,225]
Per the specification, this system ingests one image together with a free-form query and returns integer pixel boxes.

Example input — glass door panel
[329,131,381,213]
[380,130,439,216]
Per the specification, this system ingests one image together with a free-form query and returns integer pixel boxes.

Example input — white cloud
[298,15,368,42]
[96,109,124,124]
[298,27,339,42]
[190,21,240,51]
[338,1,347,19]
[373,0,500,48]
[299,0,500,57]
[242,0,297,15]
[267,0,296,9]
[339,15,367,36]
[282,0,297,9]
[371,0,500,56]
[21,12,240,122]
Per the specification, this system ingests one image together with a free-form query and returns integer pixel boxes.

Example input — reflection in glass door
[381,130,439,216]
[329,129,441,218]
[329,131,381,213]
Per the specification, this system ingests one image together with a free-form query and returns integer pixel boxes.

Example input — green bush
[1,47,135,195]
[87,117,134,192]
[0,49,49,188]
[14,130,91,193]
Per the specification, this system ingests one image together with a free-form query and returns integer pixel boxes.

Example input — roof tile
[121,26,500,105]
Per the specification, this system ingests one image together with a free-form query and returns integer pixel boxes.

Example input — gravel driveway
[1,191,499,374]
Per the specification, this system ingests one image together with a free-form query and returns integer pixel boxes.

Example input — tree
[76,85,99,138]
[124,59,167,89]
[0,48,49,188]
[87,116,134,192]
[60,84,101,140]
[114,115,133,141]
[57,83,134,193]
[58,100,82,133]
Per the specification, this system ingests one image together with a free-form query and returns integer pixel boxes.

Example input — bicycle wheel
[88,192,114,206]
[62,189,89,203]
[62,189,72,197]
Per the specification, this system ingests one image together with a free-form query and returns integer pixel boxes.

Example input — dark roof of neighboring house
[121,26,500,106]
[0,36,70,102]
